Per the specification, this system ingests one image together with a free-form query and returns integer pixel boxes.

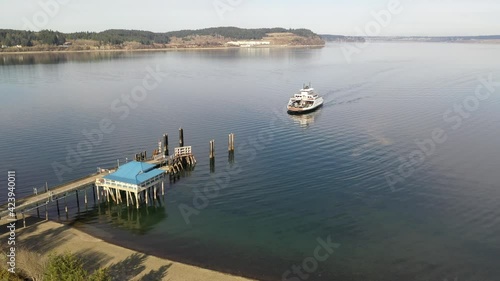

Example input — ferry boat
[287,84,324,115]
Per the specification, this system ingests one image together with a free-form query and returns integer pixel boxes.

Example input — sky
[0,0,499,36]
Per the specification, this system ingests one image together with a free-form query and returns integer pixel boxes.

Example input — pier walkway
[0,171,114,220]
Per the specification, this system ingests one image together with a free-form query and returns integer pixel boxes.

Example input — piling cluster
[135,151,147,161]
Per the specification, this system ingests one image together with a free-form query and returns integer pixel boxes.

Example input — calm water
[1,43,500,281]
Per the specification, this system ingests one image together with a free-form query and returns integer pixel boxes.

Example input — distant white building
[227,41,271,47]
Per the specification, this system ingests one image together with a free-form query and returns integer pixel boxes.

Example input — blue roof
[104,161,164,185]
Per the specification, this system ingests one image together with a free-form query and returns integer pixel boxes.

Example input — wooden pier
[0,130,198,226]
[0,129,239,228]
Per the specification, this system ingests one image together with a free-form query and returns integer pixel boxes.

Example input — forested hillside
[0,27,324,52]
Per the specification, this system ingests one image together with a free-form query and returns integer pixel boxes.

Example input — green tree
[44,253,111,281]
[88,268,112,281]
[4,33,13,46]
[44,252,88,281]
[44,252,111,281]
[37,30,65,45]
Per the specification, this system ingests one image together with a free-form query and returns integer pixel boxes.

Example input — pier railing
[174,146,192,157]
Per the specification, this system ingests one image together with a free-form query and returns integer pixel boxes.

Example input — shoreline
[0,218,255,281]
[0,44,326,55]
[1,40,499,56]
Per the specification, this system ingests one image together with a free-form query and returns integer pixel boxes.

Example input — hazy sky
[1,0,499,36]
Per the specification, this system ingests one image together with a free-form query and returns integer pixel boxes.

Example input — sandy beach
[0,219,255,281]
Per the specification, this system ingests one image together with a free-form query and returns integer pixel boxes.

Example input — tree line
[66,29,170,45]
[0,30,66,47]
[165,27,319,39]
[0,29,169,47]
[1,27,320,47]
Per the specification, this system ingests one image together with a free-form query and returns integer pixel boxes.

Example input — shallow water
[1,43,500,281]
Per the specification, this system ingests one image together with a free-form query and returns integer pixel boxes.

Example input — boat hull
[287,103,323,115]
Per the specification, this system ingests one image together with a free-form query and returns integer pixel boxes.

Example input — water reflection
[0,51,140,65]
[0,46,324,65]
[288,108,322,128]
[73,201,167,235]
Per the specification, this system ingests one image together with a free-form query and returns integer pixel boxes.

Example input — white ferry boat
[287,84,324,115]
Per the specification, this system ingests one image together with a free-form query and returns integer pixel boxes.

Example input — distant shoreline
[365,39,500,44]
[0,44,326,55]
[2,40,500,56]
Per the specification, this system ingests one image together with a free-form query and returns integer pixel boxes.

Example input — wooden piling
[228,133,235,151]
[64,194,68,215]
[161,181,165,195]
[56,199,60,216]
[45,204,48,220]
[164,134,169,156]
[22,213,26,228]
[84,188,88,205]
[76,190,80,211]
[135,192,139,209]
[179,128,184,147]
[109,188,116,203]
[209,140,215,159]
